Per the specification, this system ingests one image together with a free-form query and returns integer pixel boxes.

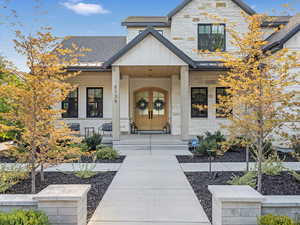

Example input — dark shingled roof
[61,36,126,63]
[264,14,300,52]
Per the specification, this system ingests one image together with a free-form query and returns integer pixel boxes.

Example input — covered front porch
[111,65,190,141]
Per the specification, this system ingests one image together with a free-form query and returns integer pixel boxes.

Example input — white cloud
[62,1,110,16]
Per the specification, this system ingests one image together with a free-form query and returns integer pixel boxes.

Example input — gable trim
[167,0,256,18]
[102,27,197,68]
[263,24,300,52]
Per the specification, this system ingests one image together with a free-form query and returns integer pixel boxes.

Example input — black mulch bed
[185,171,300,221]
[177,150,298,163]
[0,155,126,164]
[78,155,126,163]
[6,172,116,221]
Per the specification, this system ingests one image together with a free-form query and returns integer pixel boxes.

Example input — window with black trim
[87,88,103,118]
[216,87,230,118]
[62,89,78,118]
[198,24,226,52]
[191,88,208,118]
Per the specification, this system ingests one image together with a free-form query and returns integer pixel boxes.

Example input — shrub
[194,131,226,156]
[250,140,275,159]
[258,214,296,225]
[84,134,102,151]
[94,145,119,160]
[0,165,28,193]
[0,209,50,225]
[290,134,300,155]
[228,171,257,188]
[261,156,285,176]
[73,163,98,179]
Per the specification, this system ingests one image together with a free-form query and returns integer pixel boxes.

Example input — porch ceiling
[120,66,181,77]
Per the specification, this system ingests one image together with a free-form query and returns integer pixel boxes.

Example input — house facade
[59,0,300,141]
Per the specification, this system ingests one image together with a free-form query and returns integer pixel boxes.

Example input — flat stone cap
[263,195,300,207]
[34,185,91,201]
[208,185,265,202]
[0,195,36,206]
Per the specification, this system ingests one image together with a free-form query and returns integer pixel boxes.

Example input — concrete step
[114,144,188,151]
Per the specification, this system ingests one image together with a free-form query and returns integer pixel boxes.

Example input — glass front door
[134,88,168,131]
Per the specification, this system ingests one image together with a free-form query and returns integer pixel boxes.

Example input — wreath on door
[136,98,148,111]
[153,99,164,111]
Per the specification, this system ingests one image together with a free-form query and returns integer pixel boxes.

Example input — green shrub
[194,131,226,156]
[228,171,257,188]
[261,156,285,176]
[0,165,28,193]
[250,140,275,159]
[94,145,119,160]
[73,163,98,179]
[0,209,50,225]
[84,134,102,151]
[258,214,296,225]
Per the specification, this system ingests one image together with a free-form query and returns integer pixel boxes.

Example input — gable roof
[122,16,170,27]
[167,0,256,18]
[102,27,197,68]
[61,36,126,64]
[263,14,300,52]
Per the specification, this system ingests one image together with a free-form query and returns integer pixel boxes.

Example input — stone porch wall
[0,185,90,225]
[209,185,300,225]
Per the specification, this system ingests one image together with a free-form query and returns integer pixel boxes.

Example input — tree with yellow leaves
[203,13,300,192]
[0,29,89,193]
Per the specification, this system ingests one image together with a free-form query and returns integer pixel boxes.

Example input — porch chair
[84,127,95,138]
[99,122,112,136]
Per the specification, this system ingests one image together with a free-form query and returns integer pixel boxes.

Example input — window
[87,88,103,118]
[191,88,208,118]
[139,29,163,35]
[62,89,78,118]
[216,87,230,118]
[198,24,225,51]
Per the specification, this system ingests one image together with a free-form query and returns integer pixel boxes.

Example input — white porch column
[112,66,120,141]
[180,65,189,140]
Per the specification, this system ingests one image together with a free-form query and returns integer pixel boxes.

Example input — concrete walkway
[88,155,211,225]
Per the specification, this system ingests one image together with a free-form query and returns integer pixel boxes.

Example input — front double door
[134,87,168,131]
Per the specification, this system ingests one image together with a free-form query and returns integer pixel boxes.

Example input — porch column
[180,65,189,140]
[112,66,120,141]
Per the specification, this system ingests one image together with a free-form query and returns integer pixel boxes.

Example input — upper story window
[87,88,103,118]
[198,24,226,52]
[191,87,208,118]
[139,30,163,36]
[62,89,78,118]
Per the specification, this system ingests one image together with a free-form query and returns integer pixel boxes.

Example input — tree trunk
[246,145,249,172]
[31,166,36,194]
[257,136,263,193]
[40,164,44,182]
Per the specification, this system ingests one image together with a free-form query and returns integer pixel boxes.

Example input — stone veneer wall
[0,185,90,225]
[209,185,300,225]
[262,196,300,222]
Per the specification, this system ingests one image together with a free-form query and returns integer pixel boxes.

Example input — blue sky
[0,0,299,71]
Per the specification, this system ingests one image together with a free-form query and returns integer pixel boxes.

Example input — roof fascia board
[167,0,255,19]
[122,22,170,27]
[102,27,197,68]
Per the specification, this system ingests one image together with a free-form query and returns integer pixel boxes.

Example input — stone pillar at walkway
[180,65,189,141]
[112,66,120,141]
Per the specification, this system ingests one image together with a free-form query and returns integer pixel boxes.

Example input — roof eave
[121,22,170,27]
[167,0,256,19]
[102,26,197,69]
